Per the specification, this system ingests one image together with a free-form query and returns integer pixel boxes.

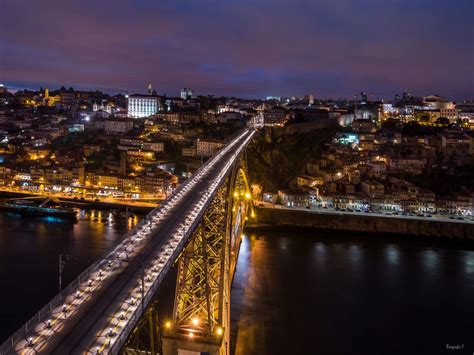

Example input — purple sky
[1,0,473,99]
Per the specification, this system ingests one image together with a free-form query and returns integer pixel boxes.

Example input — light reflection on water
[232,229,474,355]
[278,237,288,250]
[385,244,400,265]
[315,242,326,254]
[349,243,362,264]
[464,252,474,277]
[421,248,440,272]
[0,209,139,342]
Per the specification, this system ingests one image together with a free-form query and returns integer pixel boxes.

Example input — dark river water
[0,212,473,354]
[0,210,138,342]
[231,228,474,355]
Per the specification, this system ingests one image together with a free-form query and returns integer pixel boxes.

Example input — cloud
[0,0,473,99]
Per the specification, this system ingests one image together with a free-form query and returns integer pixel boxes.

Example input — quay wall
[0,191,154,213]
[251,207,474,240]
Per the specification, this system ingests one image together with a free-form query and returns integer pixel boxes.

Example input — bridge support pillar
[163,164,252,355]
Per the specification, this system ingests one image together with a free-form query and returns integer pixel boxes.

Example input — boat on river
[0,197,77,220]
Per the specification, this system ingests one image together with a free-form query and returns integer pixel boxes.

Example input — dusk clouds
[1,0,473,99]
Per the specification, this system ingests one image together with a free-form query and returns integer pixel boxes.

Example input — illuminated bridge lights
[0,129,256,355]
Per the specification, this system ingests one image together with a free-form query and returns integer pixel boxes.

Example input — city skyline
[1,82,472,103]
[1,0,473,100]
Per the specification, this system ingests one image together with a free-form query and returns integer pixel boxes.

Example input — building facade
[128,95,160,118]
[196,139,225,157]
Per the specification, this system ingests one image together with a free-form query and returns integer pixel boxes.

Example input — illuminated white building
[423,95,454,110]
[128,94,160,118]
[180,88,193,100]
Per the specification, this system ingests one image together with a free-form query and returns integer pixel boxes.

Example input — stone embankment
[251,207,474,240]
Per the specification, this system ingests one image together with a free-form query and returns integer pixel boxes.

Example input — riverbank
[250,206,474,240]
[0,190,155,213]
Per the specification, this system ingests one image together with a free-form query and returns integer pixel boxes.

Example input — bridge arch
[161,161,253,355]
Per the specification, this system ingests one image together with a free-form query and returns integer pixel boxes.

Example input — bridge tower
[162,160,252,355]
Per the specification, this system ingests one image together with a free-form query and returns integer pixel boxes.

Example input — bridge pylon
[162,162,252,355]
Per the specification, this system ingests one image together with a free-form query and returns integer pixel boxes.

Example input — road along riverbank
[250,206,474,240]
[0,190,155,213]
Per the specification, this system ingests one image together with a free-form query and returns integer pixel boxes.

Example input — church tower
[43,88,50,106]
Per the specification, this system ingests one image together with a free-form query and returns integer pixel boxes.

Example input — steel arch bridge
[123,164,252,355]
[0,129,256,355]
[162,164,252,355]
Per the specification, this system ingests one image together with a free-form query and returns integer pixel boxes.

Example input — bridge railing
[110,158,230,353]
[0,129,254,354]
[0,211,164,354]
[109,131,254,352]
[0,255,107,353]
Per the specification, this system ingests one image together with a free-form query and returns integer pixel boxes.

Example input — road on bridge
[1,129,255,355]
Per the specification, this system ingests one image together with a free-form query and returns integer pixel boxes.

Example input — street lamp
[58,254,71,292]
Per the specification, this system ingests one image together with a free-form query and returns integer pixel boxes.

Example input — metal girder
[166,161,252,355]
[173,176,228,335]
[121,301,161,355]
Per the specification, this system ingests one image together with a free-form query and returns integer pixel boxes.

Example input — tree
[403,121,423,136]
[381,118,400,132]
[199,96,211,110]
[436,117,449,126]
[419,114,430,123]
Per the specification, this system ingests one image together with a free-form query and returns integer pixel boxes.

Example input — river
[231,227,474,354]
[0,213,473,354]
[0,210,138,341]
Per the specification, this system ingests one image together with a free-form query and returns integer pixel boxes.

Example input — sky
[0,0,473,100]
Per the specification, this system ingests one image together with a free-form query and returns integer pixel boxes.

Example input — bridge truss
[124,163,252,355]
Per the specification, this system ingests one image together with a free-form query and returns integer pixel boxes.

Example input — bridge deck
[1,129,255,355]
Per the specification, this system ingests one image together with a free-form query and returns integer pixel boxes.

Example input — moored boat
[0,199,77,220]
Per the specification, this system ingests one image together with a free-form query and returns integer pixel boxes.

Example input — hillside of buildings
[0,84,472,216]
[254,117,474,217]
